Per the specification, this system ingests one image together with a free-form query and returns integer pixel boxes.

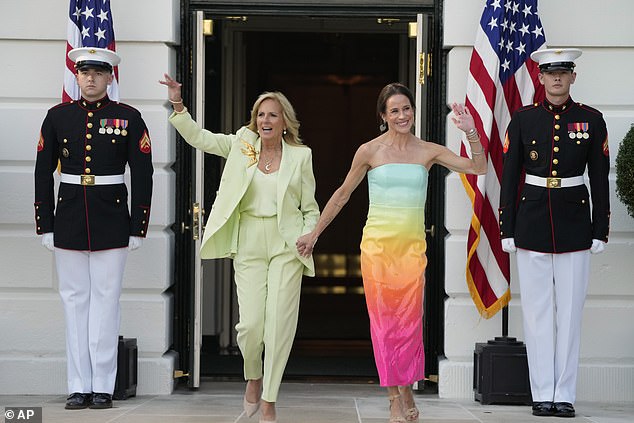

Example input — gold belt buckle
[546,177,561,188]
[81,174,95,186]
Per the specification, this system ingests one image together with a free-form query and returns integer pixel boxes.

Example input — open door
[187,10,206,389]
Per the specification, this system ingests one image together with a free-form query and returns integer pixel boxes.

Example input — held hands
[296,233,318,258]
[158,73,183,104]
[590,239,605,254]
[450,103,476,134]
[128,236,143,251]
[501,238,517,253]
[41,233,54,251]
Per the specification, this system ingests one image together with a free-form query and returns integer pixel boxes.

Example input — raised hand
[158,73,183,103]
[450,102,476,134]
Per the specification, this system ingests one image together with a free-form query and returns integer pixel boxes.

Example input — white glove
[590,239,605,254]
[41,233,55,251]
[128,236,143,251]
[501,238,517,253]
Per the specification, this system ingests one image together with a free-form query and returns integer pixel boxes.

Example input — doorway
[174,7,445,389]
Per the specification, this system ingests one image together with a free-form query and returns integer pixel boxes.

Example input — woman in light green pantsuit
[160,74,320,423]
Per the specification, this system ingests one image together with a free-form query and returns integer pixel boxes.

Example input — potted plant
[615,124,634,218]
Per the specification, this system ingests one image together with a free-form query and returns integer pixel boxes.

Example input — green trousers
[233,214,304,402]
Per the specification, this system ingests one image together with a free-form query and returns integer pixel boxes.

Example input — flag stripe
[461,0,546,318]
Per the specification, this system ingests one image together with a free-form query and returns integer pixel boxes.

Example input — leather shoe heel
[89,392,113,409]
[65,392,91,410]
[554,402,575,418]
[532,401,554,416]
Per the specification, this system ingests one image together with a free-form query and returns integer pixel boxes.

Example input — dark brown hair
[376,82,416,123]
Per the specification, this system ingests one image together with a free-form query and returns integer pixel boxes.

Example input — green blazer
[169,111,319,276]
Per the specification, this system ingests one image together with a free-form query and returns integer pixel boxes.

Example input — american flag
[63,0,118,102]
[460,0,545,318]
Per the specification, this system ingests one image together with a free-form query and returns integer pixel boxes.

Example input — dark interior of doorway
[201,29,400,381]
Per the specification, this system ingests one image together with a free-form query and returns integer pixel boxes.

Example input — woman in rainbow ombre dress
[297,83,487,423]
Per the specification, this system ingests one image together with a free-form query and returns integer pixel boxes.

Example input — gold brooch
[240,140,258,167]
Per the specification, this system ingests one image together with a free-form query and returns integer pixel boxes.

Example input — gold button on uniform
[554,135,560,141]
[86,145,92,151]
[551,170,558,176]
[63,138,68,143]
[531,140,536,145]
[88,112,93,117]
[553,159,559,165]
[112,139,116,144]
[554,147,560,152]
[85,168,91,174]
[555,114,560,120]
[555,124,560,130]
[87,123,93,128]
[85,156,91,162]
[86,134,92,139]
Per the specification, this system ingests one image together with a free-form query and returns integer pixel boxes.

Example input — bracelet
[173,106,188,115]
[466,129,480,142]
[471,148,485,156]
[466,128,477,137]
[169,98,184,104]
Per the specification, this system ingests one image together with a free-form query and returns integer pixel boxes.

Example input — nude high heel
[243,396,261,418]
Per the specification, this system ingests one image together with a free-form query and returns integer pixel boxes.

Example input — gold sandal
[388,394,406,423]
[398,386,419,422]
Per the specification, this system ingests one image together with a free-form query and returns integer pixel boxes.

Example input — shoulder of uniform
[517,103,540,113]
[49,101,75,111]
[113,101,142,115]
[575,102,603,116]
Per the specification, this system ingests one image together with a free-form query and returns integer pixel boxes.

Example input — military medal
[114,118,121,135]
[569,132,576,139]
[99,119,107,134]
[106,127,113,134]
[583,132,589,139]
[530,150,538,160]
[121,120,128,136]
[576,132,583,139]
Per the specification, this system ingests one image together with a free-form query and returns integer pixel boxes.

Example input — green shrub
[615,125,634,218]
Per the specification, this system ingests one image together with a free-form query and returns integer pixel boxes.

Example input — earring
[283,129,287,135]
[379,121,387,132]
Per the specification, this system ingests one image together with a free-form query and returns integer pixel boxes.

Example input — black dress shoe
[532,401,555,416]
[554,402,575,418]
[65,392,91,409]
[89,392,113,409]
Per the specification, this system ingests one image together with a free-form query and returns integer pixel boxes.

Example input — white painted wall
[442,0,634,402]
[0,0,180,395]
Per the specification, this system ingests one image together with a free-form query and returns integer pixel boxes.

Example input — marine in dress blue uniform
[499,48,610,418]
[34,47,153,410]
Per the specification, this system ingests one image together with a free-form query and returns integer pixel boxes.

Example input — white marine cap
[68,47,121,72]
[530,48,582,72]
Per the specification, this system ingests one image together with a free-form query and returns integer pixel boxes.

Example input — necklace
[260,148,281,173]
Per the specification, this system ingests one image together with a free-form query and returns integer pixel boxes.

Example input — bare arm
[296,143,372,257]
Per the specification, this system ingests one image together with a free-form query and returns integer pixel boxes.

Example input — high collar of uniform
[76,95,111,111]
[542,96,574,113]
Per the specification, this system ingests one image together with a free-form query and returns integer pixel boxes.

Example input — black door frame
[172,0,448,386]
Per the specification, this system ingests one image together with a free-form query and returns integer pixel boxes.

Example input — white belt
[60,173,125,186]
[525,174,585,189]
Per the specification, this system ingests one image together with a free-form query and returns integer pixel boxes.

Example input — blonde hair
[247,92,303,146]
